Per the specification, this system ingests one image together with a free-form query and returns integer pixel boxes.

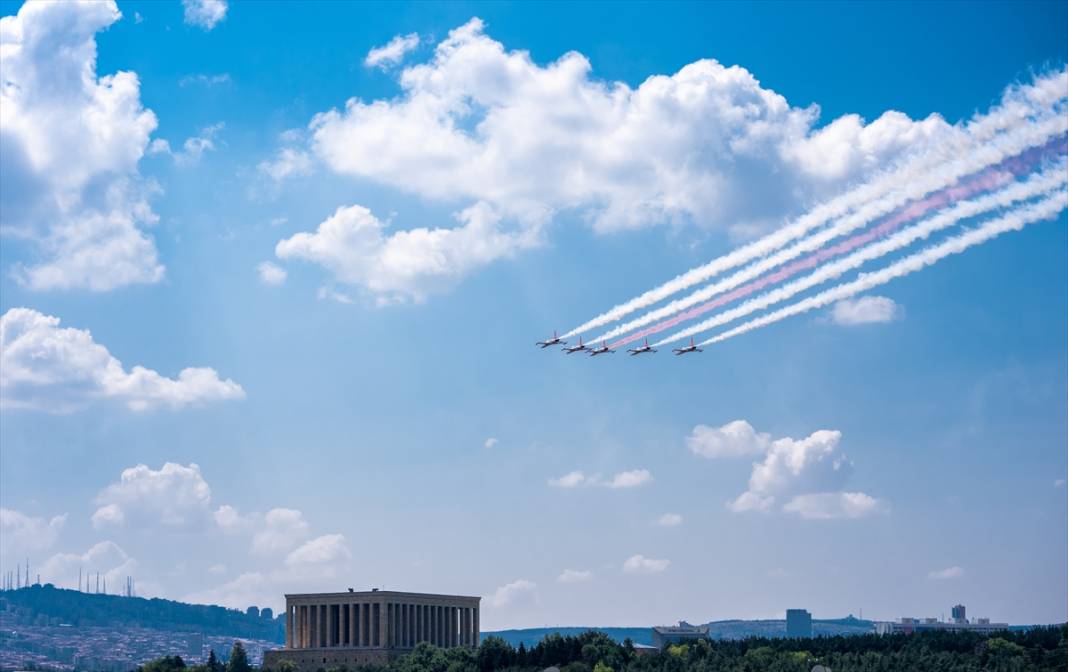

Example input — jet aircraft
[672,337,703,355]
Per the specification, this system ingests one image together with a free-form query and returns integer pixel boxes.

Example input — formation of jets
[536,332,702,357]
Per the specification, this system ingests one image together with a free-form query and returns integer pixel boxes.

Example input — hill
[0,584,284,642]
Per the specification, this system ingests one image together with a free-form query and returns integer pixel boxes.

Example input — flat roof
[284,590,481,600]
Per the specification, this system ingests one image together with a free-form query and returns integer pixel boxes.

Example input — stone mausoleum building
[262,589,481,670]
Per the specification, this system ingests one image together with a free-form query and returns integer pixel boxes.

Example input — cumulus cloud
[93,463,213,527]
[548,470,586,488]
[727,429,852,513]
[309,18,951,236]
[928,566,964,580]
[268,18,950,303]
[830,295,901,325]
[0,308,245,412]
[687,419,770,458]
[90,504,124,529]
[40,540,137,589]
[252,509,310,555]
[655,513,683,527]
[0,0,165,290]
[365,33,420,70]
[487,579,537,608]
[257,261,287,286]
[1053,478,1065,488]
[285,534,351,566]
[257,147,313,182]
[484,437,498,449]
[696,420,884,519]
[276,202,537,304]
[622,554,670,574]
[0,508,66,555]
[557,569,593,583]
[782,492,886,520]
[182,0,227,31]
[547,469,652,489]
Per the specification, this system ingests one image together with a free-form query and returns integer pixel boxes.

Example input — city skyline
[1,0,1066,631]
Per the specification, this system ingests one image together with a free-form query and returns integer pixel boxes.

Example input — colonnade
[285,593,480,650]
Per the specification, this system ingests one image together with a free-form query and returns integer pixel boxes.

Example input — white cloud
[208,563,227,575]
[252,509,310,555]
[179,73,231,87]
[182,0,227,31]
[174,123,223,166]
[655,513,683,527]
[365,33,420,70]
[285,534,351,566]
[548,469,652,489]
[705,421,884,519]
[257,261,287,286]
[309,18,951,238]
[487,579,537,608]
[40,541,137,590]
[622,554,670,574]
[782,492,886,520]
[830,295,901,325]
[606,469,652,489]
[316,286,354,304]
[257,148,312,182]
[557,569,593,583]
[687,419,770,458]
[93,463,213,527]
[1054,478,1065,488]
[276,202,537,303]
[0,508,66,555]
[0,308,245,412]
[265,17,953,303]
[548,470,586,488]
[928,566,964,580]
[484,437,498,449]
[90,504,124,529]
[1,0,164,290]
[727,429,850,513]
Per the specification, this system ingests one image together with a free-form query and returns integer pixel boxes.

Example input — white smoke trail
[651,164,1068,347]
[695,191,1068,347]
[591,116,1068,343]
[565,69,1068,338]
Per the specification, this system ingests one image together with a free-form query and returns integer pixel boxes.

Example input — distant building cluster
[875,604,1008,635]
[651,622,709,649]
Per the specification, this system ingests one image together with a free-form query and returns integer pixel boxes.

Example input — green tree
[227,641,251,672]
[206,650,221,672]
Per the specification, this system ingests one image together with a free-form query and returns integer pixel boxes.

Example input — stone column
[329,603,336,647]
[379,602,388,648]
[474,607,479,646]
[404,604,410,647]
[417,604,423,644]
[286,604,293,648]
[461,608,468,647]
[350,603,357,648]
[321,604,327,648]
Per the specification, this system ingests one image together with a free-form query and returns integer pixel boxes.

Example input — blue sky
[1,0,1066,629]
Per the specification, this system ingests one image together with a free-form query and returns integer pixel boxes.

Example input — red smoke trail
[609,136,1068,349]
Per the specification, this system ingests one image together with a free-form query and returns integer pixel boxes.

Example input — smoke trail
[595,131,1068,344]
[696,191,1068,346]
[647,163,1067,348]
[564,69,1068,338]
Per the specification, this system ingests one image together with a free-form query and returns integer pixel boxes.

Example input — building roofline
[283,590,481,601]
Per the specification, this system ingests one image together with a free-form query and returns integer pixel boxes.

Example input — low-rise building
[875,605,1007,635]
[651,622,709,649]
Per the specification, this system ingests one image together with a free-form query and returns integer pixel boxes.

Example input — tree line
[143,625,1068,672]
